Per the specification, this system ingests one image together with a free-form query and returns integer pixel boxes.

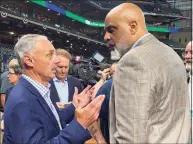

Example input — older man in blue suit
[3,34,105,144]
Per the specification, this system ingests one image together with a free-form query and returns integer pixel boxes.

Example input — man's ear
[129,21,138,35]
[23,54,34,67]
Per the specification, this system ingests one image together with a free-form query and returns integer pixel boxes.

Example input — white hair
[14,34,48,68]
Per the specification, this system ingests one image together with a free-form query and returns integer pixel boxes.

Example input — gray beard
[111,49,121,60]
[114,34,130,57]
[186,62,193,75]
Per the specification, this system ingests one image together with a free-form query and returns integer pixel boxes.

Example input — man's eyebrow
[45,50,55,56]
[105,25,117,31]
[48,50,55,53]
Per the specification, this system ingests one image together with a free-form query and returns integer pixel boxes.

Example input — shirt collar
[53,76,67,83]
[22,74,50,97]
[131,33,151,49]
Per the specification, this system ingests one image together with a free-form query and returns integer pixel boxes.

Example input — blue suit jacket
[4,77,91,144]
[97,79,112,144]
[50,75,84,104]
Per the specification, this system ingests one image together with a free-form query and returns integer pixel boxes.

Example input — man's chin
[111,49,121,60]
[186,63,192,72]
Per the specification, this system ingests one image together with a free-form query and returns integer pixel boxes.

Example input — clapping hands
[72,85,94,108]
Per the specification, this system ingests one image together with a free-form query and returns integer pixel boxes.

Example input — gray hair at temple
[14,34,48,69]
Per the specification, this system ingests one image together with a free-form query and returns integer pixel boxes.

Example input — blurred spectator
[5,64,22,104]
[184,40,192,143]
[49,49,84,109]
[0,58,18,109]
[184,41,192,107]
[1,64,22,132]
[96,63,117,143]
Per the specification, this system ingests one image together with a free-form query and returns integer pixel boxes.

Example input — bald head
[106,3,146,30]
[186,41,192,50]
[104,3,148,57]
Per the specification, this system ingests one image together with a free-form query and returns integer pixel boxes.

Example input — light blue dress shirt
[22,74,62,130]
[131,33,151,49]
[53,77,69,103]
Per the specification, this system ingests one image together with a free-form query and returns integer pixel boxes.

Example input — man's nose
[185,52,192,59]
[104,32,111,42]
[61,68,66,73]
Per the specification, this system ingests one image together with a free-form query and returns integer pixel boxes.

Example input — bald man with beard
[104,3,191,143]
[184,41,193,143]
[185,41,192,108]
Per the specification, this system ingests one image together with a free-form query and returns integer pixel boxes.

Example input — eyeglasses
[8,72,15,75]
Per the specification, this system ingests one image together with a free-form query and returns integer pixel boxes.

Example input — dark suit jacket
[97,79,112,144]
[5,86,14,105]
[3,77,91,144]
[50,75,84,104]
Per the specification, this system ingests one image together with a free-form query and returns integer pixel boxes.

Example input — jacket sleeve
[97,80,112,120]
[6,102,91,144]
[59,103,75,124]
[112,53,155,143]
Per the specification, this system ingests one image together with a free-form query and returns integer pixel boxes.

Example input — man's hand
[56,102,71,110]
[75,95,105,129]
[101,68,110,81]
[72,85,94,108]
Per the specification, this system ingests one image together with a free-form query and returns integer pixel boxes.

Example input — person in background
[0,62,4,74]
[49,49,84,109]
[184,41,192,107]
[6,64,22,103]
[104,3,190,143]
[0,58,18,109]
[3,34,105,144]
[1,64,22,133]
[184,41,192,142]
[91,68,111,99]
[96,63,117,143]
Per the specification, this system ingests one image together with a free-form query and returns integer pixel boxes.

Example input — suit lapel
[49,80,60,104]
[20,77,60,131]
[67,76,73,102]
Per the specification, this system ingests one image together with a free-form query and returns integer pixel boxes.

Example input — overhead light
[49,1,52,3]
[9,32,14,35]
[57,13,60,16]
[48,9,50,11]
[85,49,87,51]
[82,45,84,46]
[55,24,60,28]
[26,0,29,2]
[66,40,69,43]
[70,43,73,45]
